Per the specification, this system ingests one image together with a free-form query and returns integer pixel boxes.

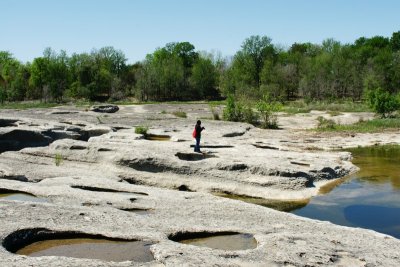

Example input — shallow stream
[292,145,400,238]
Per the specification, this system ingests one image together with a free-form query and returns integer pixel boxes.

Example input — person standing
[193,120,205,153]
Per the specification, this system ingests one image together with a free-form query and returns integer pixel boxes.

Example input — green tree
[0,51,25,101]
[390,31,400,51]
[190,55,218,99]
[366,87,399,118]
[29,57,50,101]
[229,35,276,91]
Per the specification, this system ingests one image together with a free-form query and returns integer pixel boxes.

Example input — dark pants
[194,137,201,152]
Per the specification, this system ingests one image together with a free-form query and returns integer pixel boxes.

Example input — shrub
[222,95,236,121]
[256,94,282,129]
[135,126,148,135]
[243,105,259,125]
[366,87,399,118]
[317,116,337,129]
[223,95,244,122]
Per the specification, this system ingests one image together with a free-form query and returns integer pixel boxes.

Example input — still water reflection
[292,145,400,238]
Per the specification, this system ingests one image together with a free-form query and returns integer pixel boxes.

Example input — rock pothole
[0,189,48,203]
[222,131,246,137]
[168,231,257,251]
[212,192,310,212]
[0,119,19,127]
[70,185,148,196]
[119,208,152,215]
[0,129,52,153]
[2,228,155,262]
[175,152,218,161]
[252,144,280,150]
[189,145,234,148]
[144,134,171,141]
[176,184,194,192]
[90,104,119,113]
[118,158,191,174]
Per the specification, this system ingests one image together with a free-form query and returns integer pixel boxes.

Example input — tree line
[0,31,399,104]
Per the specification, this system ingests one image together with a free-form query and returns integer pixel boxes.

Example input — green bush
[256,94,282,129]
[222,95,237,121]
[223,95,244,122]
[316,116,337,129]
[366,87,399,118]
[135,126,149,135]
[243,105,259,125]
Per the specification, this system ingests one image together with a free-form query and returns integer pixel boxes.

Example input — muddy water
[213,193,309,212]
[16,238,154,262]
[145,134,170,141]
[0,193,48,203]
[179,233,257,250]
[292,145,400,238]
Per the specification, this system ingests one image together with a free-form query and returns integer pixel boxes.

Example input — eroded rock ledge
[0,105,399,266]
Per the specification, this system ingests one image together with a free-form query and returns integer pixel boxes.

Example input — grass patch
[172,111,187,118]
[96,116,103,124]
[0,102,60,109]
[283,100,370,114]
[135,126,149,135]
[55,153,63,166]
[327,110,343,116]
[314,118,400,133]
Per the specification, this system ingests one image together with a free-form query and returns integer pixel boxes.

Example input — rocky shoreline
[0,104,399,266]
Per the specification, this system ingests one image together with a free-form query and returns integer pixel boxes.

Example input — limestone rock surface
[0,104,399,266]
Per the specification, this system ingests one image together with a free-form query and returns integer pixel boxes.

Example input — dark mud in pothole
[70,185,148,196]
[189,145,234,148]
[176,184,194,192]
[119,208,152,215]
[4,229,155,262]
[175,152,218,161]
[0,189,48,203]
[222,132,246,137]
[252,144,279,150]
[213,192,309,212]
[144,134,171,141]
[169,232,257,251]
[0,119,19,127]
[0,129,52,153]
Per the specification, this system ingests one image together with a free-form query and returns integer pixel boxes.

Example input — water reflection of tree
[349,145,400,190]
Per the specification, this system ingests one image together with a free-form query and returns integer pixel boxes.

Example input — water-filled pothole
[3,229,155,262]
[0,189,48,203]
[144,134,170,141]
[169,232,257,250]
[213,192,309,212]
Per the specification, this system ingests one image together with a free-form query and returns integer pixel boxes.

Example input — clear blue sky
[1,0,399,63]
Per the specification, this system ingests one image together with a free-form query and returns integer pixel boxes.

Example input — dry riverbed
[0,104,399,266]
